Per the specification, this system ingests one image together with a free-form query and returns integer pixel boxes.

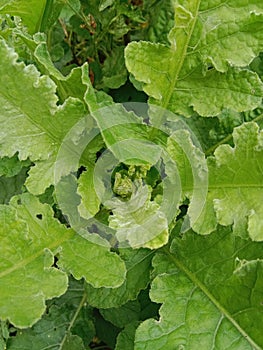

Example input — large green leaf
[0,193,126,327]
[135,226,263,349]
[0,0,48,34]
[0,201,68,328]
[194,122,263,240]
[125,1,263,116]
[0,39,89,194]
[167,121,263,240]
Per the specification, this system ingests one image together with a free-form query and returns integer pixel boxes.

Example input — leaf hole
[36,214,43,220]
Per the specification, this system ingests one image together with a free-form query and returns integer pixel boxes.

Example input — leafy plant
[0,0,263,349]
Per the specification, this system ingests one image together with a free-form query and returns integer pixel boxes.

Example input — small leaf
[85,248,153,308]
[102,46,127,89]
[78,167,101,220]
[0,167,28,204]
[116,321,140,350]
[109,184,169,249]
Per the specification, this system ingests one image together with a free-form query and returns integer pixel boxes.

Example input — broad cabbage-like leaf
[196,122,262,240]
[0,39,89,194]
[125,1,263,116]
[0,0,47,34]
[135,226,263,349]
[0,193,126,327]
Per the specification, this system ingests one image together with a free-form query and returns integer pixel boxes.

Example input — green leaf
[0,155,30,177]
[0,167,28,204]
[94,310,120,349]
[0,39,88,194]
[116,321,140,350]
[0,321,9,350]
[125,2,263,116]
[102,46,127,89]
[99,0,114,12]
[108,184,169,249]
[0,200,68,328]
[33,40,87,101]
[100,300,141,328]
[84,82,161,165]
[7,279,94,350]
[142,0,174,44]
[0,193,126,327]
[15,194,126,289]
[58,232,126,288]
[135,226,263,350]
[167,127,208,234]
[77,167,101,219]
[0,0,48,34]
[61,0,80,18]
[85,248,153,308]
[193,122,263,240]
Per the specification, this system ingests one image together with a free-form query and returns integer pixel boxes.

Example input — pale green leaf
[135,226,263,350]
[77,167,101,219]
[0,0,47,34]
[193,122,263,240]
[125,2,263,116]
[33,40,87,101]
[0,193,126,327]
[0,39,89,194]
[7,279,94,349]
[0,202,68,328]
[108,184,169,249]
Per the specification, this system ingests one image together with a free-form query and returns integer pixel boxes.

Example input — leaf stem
[59,289,87,349]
